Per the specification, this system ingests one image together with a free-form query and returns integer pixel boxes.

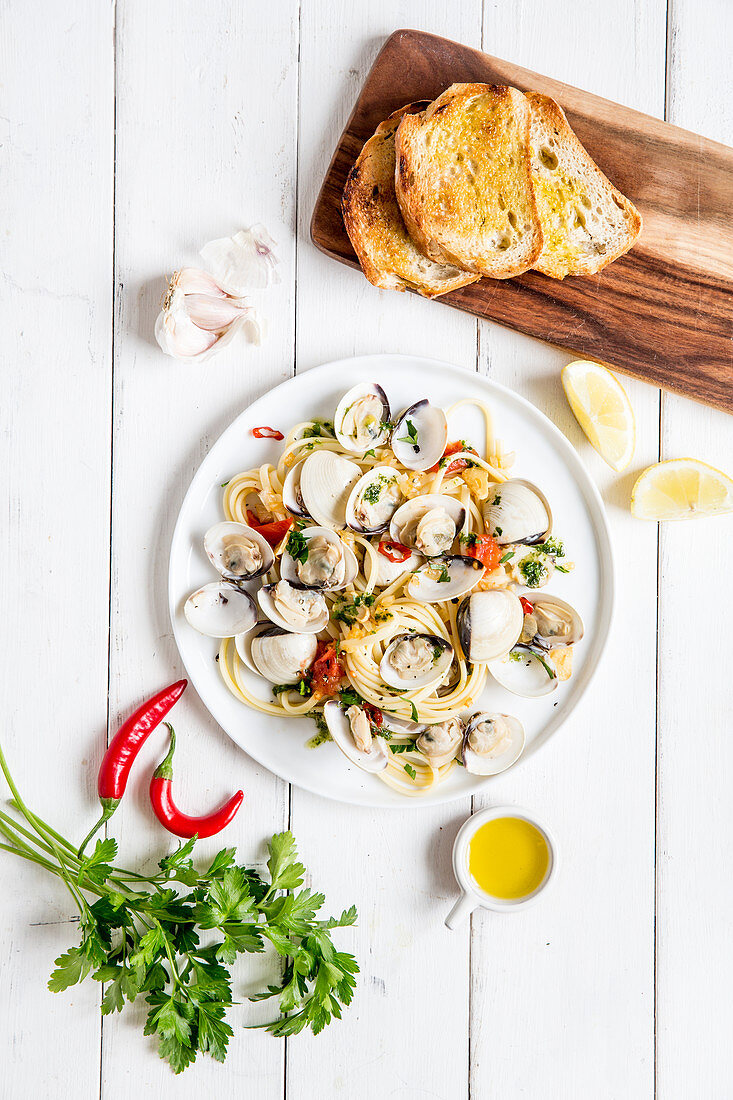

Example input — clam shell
[184,582,257,638]
[203,521,274,581]
[282,459,310,518]
[333,383,391,453]
[379,633,453,690]
[391,400,448,471]
[299,450,362,529]
[405,554,484,603]
[525,594,583,648]
[346,465,403,534]
[256,581,329,634]
[456,589,524,663]
[280,525,358,591]
[462,712,525,775]
[323,700,389,773]
[483,479,552,545]
[389,494,465,555]
[487,646,558,697]
[250,626,318,684]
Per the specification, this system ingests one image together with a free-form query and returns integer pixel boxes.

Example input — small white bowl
[445,805,557,928]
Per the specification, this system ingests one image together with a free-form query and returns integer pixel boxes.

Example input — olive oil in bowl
[468,816,550,900]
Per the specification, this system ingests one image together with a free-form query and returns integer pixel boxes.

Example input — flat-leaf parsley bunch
[0,742,358,1074]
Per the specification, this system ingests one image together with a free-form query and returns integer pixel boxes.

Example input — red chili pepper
[149,724,243,839]
[252,426,284,440]
[78,679,187,855]
[377,539,412,563]
[364,703,383,728]
[429,440,478,475]
[520,597,534,615]
[245,510,293,547]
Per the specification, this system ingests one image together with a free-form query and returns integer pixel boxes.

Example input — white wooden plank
[471,3,665,1097]
[656,3,733,1095]
[103,1,299,1092]
[0,0,113,1094]
[289,5,483,1099]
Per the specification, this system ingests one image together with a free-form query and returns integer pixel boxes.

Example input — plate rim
[168,353,615,809]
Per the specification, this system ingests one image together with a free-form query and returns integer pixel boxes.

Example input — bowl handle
[445,890,476,929]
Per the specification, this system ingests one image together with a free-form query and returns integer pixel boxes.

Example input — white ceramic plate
[169,354,614,808]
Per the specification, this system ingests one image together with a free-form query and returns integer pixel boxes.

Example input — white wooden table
[2,2,732,1096]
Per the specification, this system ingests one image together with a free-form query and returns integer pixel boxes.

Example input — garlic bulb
[200,225,280,293]
[154,267,260,362]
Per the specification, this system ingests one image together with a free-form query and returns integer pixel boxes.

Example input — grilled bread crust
[341,102,480,298]
[394,83,543,279]
[527,92,642,279]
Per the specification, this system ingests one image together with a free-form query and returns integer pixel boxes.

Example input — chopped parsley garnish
[339,687,366,707]
[302,419,333,439]
[535,536,565,558]
[286,529,309,564]
[272,683,299,696]
[519,557,546,588]
[220,479,230,487]
[555,564,569,573]
[306,710,332,747]
[436,562,451,583]
[362,479,384,505]
[494,526,503,537]
[396,419,419,447]
[408,700,419,723]
[499,551,515,564]
[493,493,501,505]
[389,743,413,754]
[364,449,376,458]
[460,532,478,548]
[332,592,375,625]
[534,652,557,679]
[403,763,417,781]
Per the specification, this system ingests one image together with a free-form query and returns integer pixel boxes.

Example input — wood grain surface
[311,28,733,412]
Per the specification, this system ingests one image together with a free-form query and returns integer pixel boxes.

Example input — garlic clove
[173,266,229,297]
[200,225,280,293]
[155,307,219,360]
[184,293,250,332]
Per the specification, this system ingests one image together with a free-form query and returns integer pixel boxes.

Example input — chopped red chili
[430,440,479,475]
[520,597,534,615]
[377,540,412,563]
[364,703,383,728]
[252,426,284,440]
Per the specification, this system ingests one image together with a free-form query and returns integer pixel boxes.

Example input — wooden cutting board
[311,29,733,413]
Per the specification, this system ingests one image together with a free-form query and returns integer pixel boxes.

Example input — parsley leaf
[404,763,417,781]
[286,529,309,564]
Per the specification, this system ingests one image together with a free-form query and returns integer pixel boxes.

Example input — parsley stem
[7,800,77,854]
[0,808,59,858]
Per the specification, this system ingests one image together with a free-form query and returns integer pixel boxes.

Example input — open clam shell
[280,525,358,591]
[184,582,258,638]
[456,589,524,663]
[346,465,403,534]
[323,701,389,773]
[390,400,448,471]
[282,459,310,518]
[406,554,485,603]
[298,450,362,529]
[203,521,274,581]
[461,712,525,775]
[483,479,552,545]
[487,645,558,697]
[521,594,583,649]
[257,580,329,634]
[333,383,391,453]
[389,494,465,556]
[380,633,453,690]
[379,711,427,735]
[249,626,318,684]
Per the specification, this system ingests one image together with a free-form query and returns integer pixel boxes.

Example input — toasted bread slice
[342,103,480,298]
[394,84,543,279]
[527,92,642,278]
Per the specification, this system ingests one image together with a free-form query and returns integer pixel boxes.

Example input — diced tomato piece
[430,439,479,475]
[364,702,383,728]
[310,643,344,698]
[253,519,293,547]
[463,533,501,572]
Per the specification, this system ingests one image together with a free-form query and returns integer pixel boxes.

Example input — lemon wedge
[631,459,733,521]
[561,360,635,472]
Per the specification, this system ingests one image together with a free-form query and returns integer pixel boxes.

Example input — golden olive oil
[468,816,549,900]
